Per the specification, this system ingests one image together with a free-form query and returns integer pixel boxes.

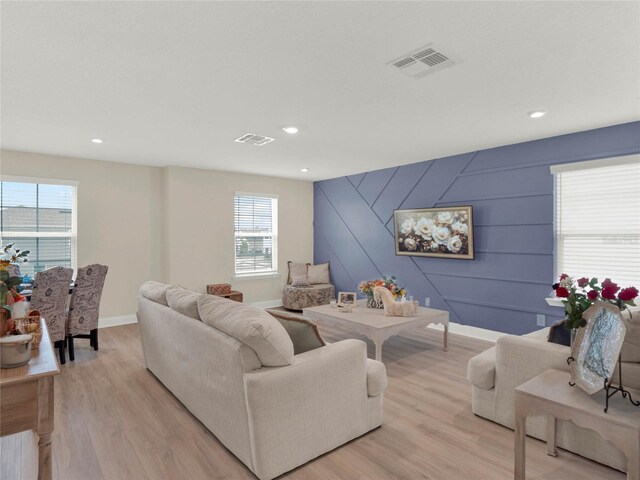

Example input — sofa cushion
[166,286,202,320]
[307,262,330,285]
[621,311,640,363]
[198,296,294,366]
[366,359,388,397]
[291,275,310,288]
[467,346,496,390]
[139,281,169,306]
[267,310,325,354]
[547,319,571,346]
[287,261,309,284]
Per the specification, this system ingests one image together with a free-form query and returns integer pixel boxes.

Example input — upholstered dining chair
[30,266,74,364]
[66,264,108,362]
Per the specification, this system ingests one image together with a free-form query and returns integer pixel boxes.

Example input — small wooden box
[207,284,231,295]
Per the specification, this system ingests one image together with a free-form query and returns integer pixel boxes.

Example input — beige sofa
[137,282,387,480]
[467,321,640,472]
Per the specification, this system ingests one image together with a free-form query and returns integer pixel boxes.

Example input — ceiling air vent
[234,133,275,146]
[388,43,458,78]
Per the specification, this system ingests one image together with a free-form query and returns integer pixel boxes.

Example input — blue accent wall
[314,122,640,334]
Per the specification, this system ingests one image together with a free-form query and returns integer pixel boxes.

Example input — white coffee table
[303,303,449,361]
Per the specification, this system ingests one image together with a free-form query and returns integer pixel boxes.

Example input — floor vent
[234,133,275,146]
[388,43,458,78]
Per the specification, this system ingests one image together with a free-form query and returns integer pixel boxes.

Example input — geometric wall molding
[314,121,640,334]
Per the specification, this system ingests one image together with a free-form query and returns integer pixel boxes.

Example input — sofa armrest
[243,339,374,480]
[467,346,496,390]
[495,335,570,384]
[366,359,387,396]
[492,335,570,426]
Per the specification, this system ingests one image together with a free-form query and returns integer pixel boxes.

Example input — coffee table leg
[443,323,448,351]
[375,341,382,361]
[514,400,526,480]
[546,415,557,457]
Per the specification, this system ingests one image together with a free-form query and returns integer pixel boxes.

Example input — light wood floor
[1,322,625,480]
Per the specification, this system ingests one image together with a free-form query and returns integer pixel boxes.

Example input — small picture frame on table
[337,291,356,307]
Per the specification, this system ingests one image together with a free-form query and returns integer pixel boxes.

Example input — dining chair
[66,264,108,362]
[30,266,74,365]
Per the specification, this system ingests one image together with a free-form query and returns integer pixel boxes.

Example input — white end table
[303,303,449,361]
[514,368,640,480]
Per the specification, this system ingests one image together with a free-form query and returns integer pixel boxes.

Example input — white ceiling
[2,1,639,181]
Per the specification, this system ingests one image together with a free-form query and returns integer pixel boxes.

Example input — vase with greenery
[358,276,406,309]
[0,243,30,308]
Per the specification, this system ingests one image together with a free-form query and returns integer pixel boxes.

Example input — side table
[206,288,243,302]
[514,368,639,480]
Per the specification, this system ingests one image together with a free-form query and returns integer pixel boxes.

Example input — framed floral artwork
[393,206,474,260]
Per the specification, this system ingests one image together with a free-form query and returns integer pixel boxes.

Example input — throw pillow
[139,281,170,306]
[291,275,310,287]
[287,261,309,284]
[308,262,330,284]
[267,310,325,355]
[197,295,294,366]
[166,286,203,320]
[547,319,571,346]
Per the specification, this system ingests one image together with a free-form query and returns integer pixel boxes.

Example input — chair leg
[56,340,66,365]
[91,329,98,351]
[68,336,75,362]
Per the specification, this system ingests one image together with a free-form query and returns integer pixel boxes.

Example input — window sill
[233,272,281,281]
[545,297,564,308]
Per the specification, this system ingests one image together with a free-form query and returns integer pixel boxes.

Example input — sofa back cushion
[308,262,330,285]
[267,310,325,354]
[198,296,294,366]
[139,281,170,306]
[287,261,309,284]
[622,311,640,363]
[166,286,203,320]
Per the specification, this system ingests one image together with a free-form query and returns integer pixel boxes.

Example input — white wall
[0,150,313,319]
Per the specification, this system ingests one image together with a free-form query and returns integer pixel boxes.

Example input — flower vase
[366,296,384,309]
[570,328,578,348]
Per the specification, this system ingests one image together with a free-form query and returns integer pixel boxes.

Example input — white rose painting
[393,206,474,259]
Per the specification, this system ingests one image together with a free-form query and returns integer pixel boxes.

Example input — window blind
[234,194,278,275]
[554,158,640,287]
[0,181,77,276]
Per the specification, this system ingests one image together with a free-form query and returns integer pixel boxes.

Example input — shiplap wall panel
[314,122,640,333]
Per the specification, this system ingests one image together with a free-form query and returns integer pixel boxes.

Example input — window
[0,178,77,277]
[552,155,640,287]
[234,193,278,276]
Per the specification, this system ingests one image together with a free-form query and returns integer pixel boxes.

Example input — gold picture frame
[393,205,474,260]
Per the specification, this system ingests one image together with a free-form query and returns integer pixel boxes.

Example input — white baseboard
[427,321,505,343]
[251,299,283,309]
[99,314,137,329]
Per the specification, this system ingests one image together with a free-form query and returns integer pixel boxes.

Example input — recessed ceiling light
[527,110,547,119]
[91,138,103,144]
[300,168,309,173]
[283,127,299,134]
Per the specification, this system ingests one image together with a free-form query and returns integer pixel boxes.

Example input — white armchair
[468,325,640,472]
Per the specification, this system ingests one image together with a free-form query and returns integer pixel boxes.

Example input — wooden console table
[0,319,60,480]
[515,368,639,480]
